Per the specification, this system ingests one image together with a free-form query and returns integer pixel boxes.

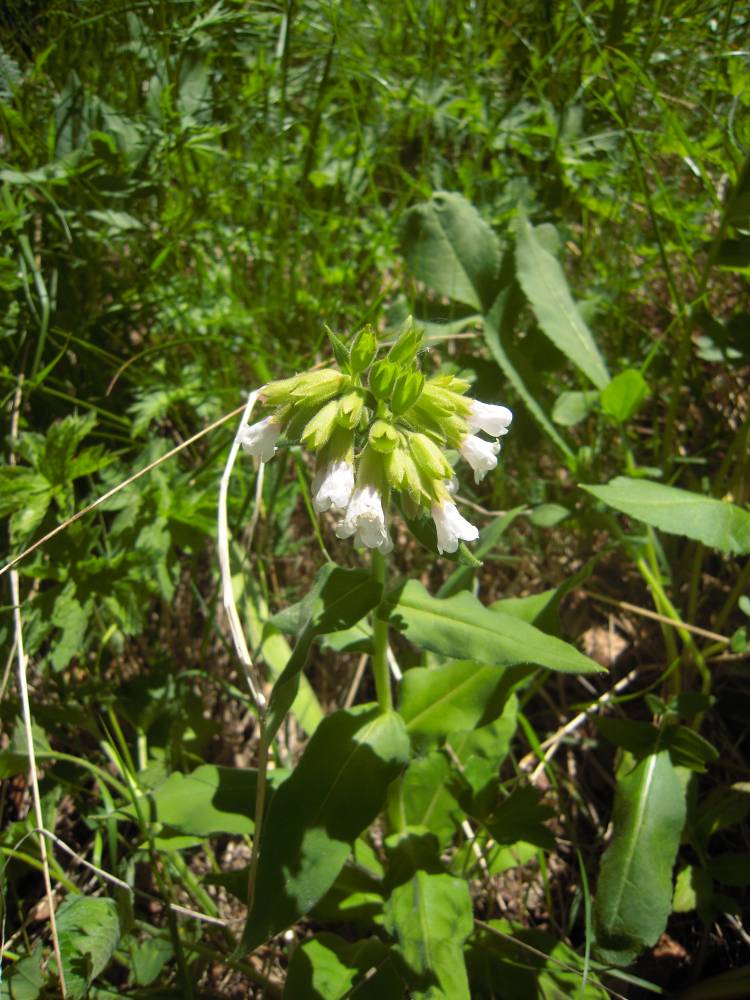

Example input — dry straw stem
[217,390,266,709]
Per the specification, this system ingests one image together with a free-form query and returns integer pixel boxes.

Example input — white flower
[240,416,282,462]
[459,434,501,484]
[431,499,479,554]
[336,484,392,552]
[312,459,355,513]
[468,399,513,438]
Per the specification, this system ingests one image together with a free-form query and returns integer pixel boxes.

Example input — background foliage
[1,1,749,997]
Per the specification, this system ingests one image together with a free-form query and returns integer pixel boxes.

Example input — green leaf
[514,213,610,389]
[240,705,410,952]
[694,783,750,846]
[384,870,474,1000]
[54,896,122,999]
[284,933,401,999]
[399,660,518,744]
[129,936,173,987]
[390,580,603,674]
[2,946,45,1000]
[600,369,649,423]
[137,764,269,837]
[552,389,599,426]
[400,191,501,312]
[40,411,98,487]
[672,864,713,914]
[581,477,750,555]
[484,786,555,850]
[593,750,687,965]
[265,565,382,743]
[399,752,462,849]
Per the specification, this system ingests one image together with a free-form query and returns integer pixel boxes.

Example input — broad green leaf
[400,191,501,311]
[284,933,401,999]
[600,369,649,423]
[694,783,750,846]
[594,750,687,965]
[384,870,474,1000]
[581,477,750,555]
[130,937,173,987]
[399,660,518,743]
[54,896,122,999]
[484,786,555,851]
[391,580,603,674]
[240,706,409,952]
[2,946,45,1000]
[448,695,519,799]
[265,565,382,743]
[41,411,98,487]
[399,752,462,848]
[135,764,274,837]
[672,864,713,914]
[552,389,599,426]
[514,213,610,389]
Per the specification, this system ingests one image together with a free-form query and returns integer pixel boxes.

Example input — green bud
[420,380,470,419]
[301,399,340,451]
[350,325,378,374]
[409,432,453,480]
[388,318,423,365]
[391,370,425,415]
[336,391,364,429]
[263,369,345,407]
[369,359,398,400]
[369,419,400,454]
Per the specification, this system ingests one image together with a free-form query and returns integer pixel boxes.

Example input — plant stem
[371,550,392,713]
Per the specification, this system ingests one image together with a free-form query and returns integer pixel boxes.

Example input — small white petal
[468,400,513,438]
[312,459,355,513]
[459,434,501,484]
[336,484,390,551]
[240,416,282,463]
[431,500,479,554]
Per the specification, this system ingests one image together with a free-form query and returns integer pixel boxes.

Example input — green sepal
[301,399,340,451]
[336,391,365,430]
[408,432,453,480]
[326,327,351,372]
[369,419,400,454]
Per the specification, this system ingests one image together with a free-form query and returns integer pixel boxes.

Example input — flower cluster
[240,323,512,554]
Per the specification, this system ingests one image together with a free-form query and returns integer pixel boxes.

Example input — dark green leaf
[55,896,122,999]
[240,706,409,952]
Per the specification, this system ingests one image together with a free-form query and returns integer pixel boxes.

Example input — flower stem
[371,550,393,713]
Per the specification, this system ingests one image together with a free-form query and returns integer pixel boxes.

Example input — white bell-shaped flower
[336,484,392,552]
[431,499,479,554]
[468,400,513,438]
[312,459,355,513]
[459,434,501,484]
[240,416,282,463]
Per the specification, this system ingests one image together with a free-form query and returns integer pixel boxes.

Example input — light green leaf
[54,896,122,999]
[399,660,519,743]
[384,870,474,1000]
[600,369,649,423]
[240,706,410,952]
[399,752,461,848]
[594,750,687,965]
[552,389,600,426]
[401,191,502,311]
[391,580,603,674]
[514,213,610,388]
[581,477,750,555]
[283,933,400,999]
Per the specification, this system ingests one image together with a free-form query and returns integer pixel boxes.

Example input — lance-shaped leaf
[594,750,687,965]
[240,706,410,952]
[390,580,603,674]
[265,565,382,742]
[400,191,502,312]
[581,477,750,555]
[384,869,474,999]
[514,212,610,389]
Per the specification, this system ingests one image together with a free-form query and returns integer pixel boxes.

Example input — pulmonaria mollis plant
[240,323,512,554]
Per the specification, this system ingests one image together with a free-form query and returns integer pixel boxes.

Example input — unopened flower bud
[301,399,340,451]
[391,370,425,415]
[350,326,379,374]
[388,320,423,365]
[369,360,398,400]
[409,432,453,481]
[336,391,364,430]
